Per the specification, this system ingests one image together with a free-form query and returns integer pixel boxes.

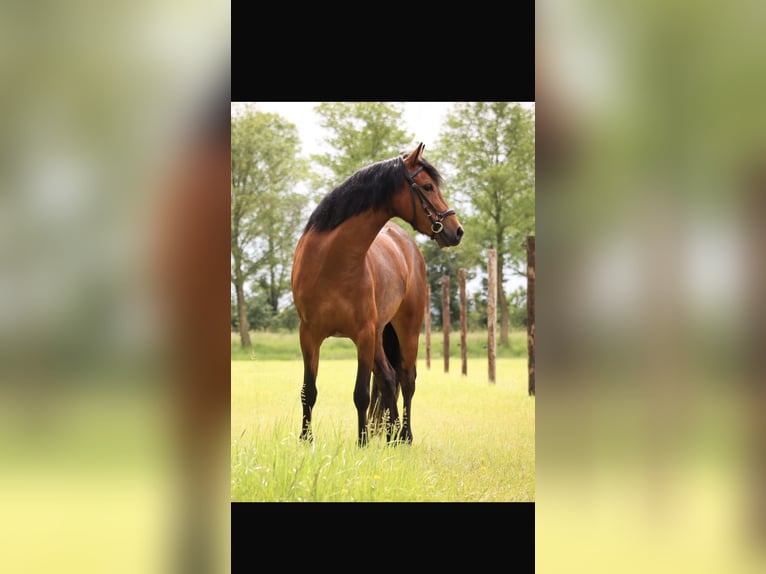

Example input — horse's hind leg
[299,324,320,441]
[396,330,421,444]
[371,352,401,443]
[368,374,400,438]
[369,323,405,442]
[368,375,384,436]
[398,363,416,443]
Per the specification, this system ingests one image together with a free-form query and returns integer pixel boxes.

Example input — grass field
[231,329,529,361]
[231,331,534,502]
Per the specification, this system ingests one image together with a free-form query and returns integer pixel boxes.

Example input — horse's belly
[294,276,375,337]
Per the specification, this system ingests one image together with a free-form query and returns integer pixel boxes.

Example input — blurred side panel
[0,1,230,573]
[536,1,766,572]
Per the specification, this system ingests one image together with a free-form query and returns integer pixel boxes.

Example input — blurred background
[537,0,766,572]
[0,1,229,572]
[3,0,766,571]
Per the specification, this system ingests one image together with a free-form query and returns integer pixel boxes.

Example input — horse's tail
[369,323,402,430]
[382,323,402,372]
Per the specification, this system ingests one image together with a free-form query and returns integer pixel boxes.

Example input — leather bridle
[401,158,456,237]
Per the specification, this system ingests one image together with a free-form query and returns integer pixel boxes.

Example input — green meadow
[231,330,535,502]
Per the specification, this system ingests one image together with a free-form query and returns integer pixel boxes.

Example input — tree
[434,102,535,345]
[310,102,413,198]
[231,105,306,347]
[419,237,478,329]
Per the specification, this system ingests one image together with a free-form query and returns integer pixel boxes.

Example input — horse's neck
[325,209,391,262]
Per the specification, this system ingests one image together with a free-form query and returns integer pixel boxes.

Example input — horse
[291,143,463,446]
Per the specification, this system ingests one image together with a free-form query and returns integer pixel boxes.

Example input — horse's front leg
[353,326,375,447]
[299,323,320,442]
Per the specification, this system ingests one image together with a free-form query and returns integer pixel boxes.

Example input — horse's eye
[423,184,433,192]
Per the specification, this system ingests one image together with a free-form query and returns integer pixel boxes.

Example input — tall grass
[231,358,534,502]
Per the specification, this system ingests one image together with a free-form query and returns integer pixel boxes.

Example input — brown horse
[291,143,463,445]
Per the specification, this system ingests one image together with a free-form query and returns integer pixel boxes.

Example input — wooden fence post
[527,236,535,396]
[441,275,450,373]
[487,249,497,384]
[458,268,467,376]
[425,283,431,370]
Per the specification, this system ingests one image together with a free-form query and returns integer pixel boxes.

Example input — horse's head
[399,143,464,248]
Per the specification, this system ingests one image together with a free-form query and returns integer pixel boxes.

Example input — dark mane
[304,155,443,233]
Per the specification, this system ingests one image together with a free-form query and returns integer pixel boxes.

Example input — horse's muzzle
[434,223,464,247]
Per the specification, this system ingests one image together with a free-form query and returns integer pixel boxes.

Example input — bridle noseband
[402,159,456,237]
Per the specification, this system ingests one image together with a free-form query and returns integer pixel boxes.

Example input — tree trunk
[441,275,450,374]
[267,238,280,314]
[527,236,535,396]
[425,283,431,369]
[269,267,279,314]
[499,288,510,347]
[458,268,467,376]
[235,280,251,348]
[497,251,510,347]
[497,232,511,347]
[487,249,497,384]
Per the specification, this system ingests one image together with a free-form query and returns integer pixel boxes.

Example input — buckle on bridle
[403,158,455,237]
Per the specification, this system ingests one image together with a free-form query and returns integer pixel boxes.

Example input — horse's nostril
[456,226,464,239]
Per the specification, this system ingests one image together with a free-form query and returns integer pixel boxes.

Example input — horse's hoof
[398,431,413,444]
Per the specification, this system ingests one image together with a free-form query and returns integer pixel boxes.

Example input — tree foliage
[432,103,535,341]
[435,102,535,272]
[230,105,306,344]
[310,102,413,198]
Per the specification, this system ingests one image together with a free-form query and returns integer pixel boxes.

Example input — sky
[252,101,457,158]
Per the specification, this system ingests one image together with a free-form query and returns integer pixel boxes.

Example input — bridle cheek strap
[403,161,455,238]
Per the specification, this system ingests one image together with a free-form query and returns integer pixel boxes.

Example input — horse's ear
[404,142,425,165]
